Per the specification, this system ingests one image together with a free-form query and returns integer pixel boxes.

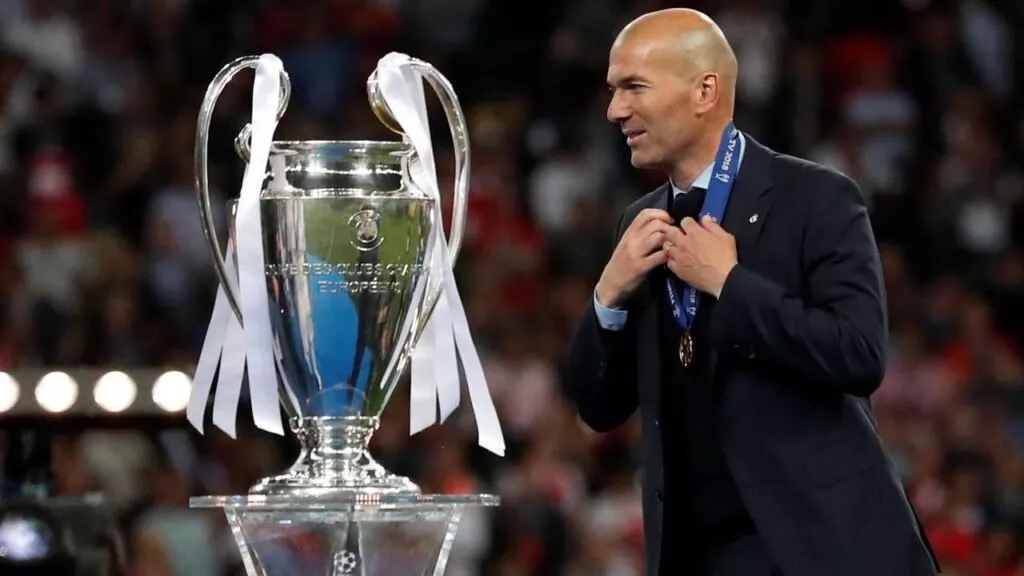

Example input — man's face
[606,39,698,171]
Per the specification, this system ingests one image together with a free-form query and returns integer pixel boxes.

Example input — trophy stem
[306,416,378,479]
[249,417,420,497]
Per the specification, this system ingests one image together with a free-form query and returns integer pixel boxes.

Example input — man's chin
[629,152,657,170]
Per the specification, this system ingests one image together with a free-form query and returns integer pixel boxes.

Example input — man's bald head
[613,8,738,108]
[606,9,739,183]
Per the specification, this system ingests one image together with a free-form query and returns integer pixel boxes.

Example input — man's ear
[694,72,720,114]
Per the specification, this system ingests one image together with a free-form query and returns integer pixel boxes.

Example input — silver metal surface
[249,417,421,496]
[243,141,435,496]
[258,141,433,421]
[193,55,475,498]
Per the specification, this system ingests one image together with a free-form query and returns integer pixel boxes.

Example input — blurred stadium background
[0,0,1021,574]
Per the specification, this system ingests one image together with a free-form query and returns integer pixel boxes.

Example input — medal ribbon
[665,123,743,340]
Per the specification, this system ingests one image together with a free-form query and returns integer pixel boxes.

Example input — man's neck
[669,120,731,189]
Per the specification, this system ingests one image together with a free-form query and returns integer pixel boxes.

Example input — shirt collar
[670,162,715,195]
[669,131,745,196]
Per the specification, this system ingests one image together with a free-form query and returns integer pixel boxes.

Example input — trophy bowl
[248,139,433,497]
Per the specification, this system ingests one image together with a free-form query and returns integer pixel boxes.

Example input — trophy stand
[192,494,498,576]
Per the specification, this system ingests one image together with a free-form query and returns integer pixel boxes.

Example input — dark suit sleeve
[711,173,887,397]
[565,212,640,431]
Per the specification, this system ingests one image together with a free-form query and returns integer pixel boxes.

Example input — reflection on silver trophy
[187,53,502,576]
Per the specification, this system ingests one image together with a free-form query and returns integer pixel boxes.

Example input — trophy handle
[366,59,470,267]
[367,60,471,342]
[195,55,291,321]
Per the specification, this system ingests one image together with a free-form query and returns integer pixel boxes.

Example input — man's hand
[663,215,738,298]
[596,208,674,308]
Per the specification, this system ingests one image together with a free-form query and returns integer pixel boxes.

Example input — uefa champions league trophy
[185,53,504,576]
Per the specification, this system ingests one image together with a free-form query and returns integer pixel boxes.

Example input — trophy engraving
[187,52,502,576]
[349,209,384,251]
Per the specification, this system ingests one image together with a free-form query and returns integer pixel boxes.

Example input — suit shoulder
[771,152,865,207]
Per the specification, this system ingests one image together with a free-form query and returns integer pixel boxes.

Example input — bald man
[565,9,939,576]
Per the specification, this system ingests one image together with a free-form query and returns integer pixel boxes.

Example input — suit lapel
[722,133,775,266]
[711,134,774,377]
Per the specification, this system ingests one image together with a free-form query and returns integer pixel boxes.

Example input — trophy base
[249,466,420,498]
[191,493,499,576]
[250,416,420,498]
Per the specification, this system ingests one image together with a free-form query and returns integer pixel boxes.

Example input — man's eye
[608,84,646,94]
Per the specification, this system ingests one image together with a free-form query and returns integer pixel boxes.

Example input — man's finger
[638,218,674,238]
[625,215,672,244]
[680,217,702,235]
[665,257,680,277]
[635,230,666,255]
[663,225,687,246]
[632,208,674,229]
[639,249,669,272]
[701,215,730,237]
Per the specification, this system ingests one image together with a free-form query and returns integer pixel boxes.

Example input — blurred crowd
[0,0,1022,574]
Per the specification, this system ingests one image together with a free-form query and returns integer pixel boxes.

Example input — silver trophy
[189,55,498,576]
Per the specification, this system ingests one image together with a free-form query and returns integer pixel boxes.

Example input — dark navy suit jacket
[566,134,940,576]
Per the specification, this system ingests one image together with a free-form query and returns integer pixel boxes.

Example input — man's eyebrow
[607,74,647,87]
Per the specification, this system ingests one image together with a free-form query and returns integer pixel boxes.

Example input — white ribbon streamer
[187,242,250,438]
[186,242,234,433]
[375,53,506,456]
[213,289,247,438]
[235,55,285,436]
[187,54,285,437]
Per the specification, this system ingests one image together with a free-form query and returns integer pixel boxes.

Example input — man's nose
[607,93,629,123]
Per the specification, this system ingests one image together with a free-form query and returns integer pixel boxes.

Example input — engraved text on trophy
[266,262,425,294]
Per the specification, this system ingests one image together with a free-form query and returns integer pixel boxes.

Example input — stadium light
[92,372,137,413]
[0,373,19,413]
[35,372,78,413]
[151,371,192,413]
[0,369,196,417]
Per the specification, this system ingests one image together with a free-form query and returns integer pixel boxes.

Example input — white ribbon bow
[374,53,505,457]
[187,54,285,438]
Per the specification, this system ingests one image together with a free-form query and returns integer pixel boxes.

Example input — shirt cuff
[593,291,628,331]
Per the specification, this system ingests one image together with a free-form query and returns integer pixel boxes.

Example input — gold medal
[679,331,694,367]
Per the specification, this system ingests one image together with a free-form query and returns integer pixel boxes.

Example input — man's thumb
[700,215,728,235]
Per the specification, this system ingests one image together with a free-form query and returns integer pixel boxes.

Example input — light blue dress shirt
[594,132,746,331]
